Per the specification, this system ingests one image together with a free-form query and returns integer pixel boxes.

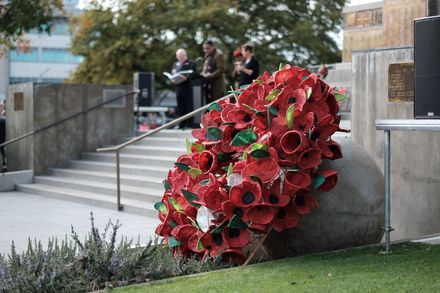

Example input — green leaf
[199,179,210,185]
[250,143,268,152]
[250,175,263,186]
[243,103,258,113]
[154,202,167,215]
[268,106,279,116]
[175,162,190,171]
[212,222,227,234]
[181,189,201,207]
[191,143,205,153]
[163,179,171,191]
[265,89,281,102]
[228,214,248,229]
[197,238,204,250]
[207,102,221,112]
[250,149,270,158]
[185,138,192,154]
[206,127,222,141]
[311,174,326,189]
[169,219,177,228]
[286,104,295,130]
[240,84,251,89]
[169,197,183,212]
[306,87,313,99]
[279,63,283,70]
[188,167,203,179]
[231,130,257,146]
[242,151,248,161]
[228,90,243,95]
[254,79,263,85]
[335,92,349,102]
[227,163,233,178]
[168,236,181,248]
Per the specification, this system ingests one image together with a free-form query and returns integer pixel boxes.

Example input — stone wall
[352,46,440,240]
[6,83,133,174]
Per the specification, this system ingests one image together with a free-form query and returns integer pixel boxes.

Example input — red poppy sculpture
[154,65,347,265]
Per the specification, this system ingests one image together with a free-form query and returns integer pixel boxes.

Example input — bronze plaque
[388,63,414,102]
[14,92,24,111]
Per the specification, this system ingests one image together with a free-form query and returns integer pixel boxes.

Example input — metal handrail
[0,90,139,149]
[97,94,231,210]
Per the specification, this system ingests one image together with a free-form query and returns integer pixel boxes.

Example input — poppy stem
[243,227,273,266]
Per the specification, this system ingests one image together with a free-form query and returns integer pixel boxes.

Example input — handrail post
[116,150,123,211]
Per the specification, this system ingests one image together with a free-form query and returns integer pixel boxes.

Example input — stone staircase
[16,130,193,217]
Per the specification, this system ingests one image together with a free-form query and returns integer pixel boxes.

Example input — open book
[163,69,193,84]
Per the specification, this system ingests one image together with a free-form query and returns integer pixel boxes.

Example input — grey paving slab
[0,191,160,255]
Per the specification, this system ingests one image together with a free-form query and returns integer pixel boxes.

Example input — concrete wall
[6,83,133,174]
[352,46,440,240]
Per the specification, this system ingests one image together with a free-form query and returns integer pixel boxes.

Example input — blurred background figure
[231,47,243,90]
[235,43,259,88]
[318,64,329,79]
[0,101,6,172]
[201,40,226,103]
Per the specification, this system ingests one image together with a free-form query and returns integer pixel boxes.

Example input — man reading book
[172,48,197,129]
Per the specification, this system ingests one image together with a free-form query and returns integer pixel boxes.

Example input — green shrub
[0,213,227,292]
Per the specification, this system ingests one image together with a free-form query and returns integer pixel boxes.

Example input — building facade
[0,3,83,100]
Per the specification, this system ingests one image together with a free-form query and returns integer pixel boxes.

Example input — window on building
[41,48,82,63]
[9,48,39,62]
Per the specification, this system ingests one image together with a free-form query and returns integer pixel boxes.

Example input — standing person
[235,43,259,87]
[172,48,197,129]
[201,40,226,103]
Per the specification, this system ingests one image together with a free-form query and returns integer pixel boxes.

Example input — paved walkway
[0,191,159,255]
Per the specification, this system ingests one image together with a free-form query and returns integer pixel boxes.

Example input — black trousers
[176,85,193,128]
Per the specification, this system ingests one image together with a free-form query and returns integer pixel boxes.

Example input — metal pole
[116,150,123,211]
[383,130,393,252]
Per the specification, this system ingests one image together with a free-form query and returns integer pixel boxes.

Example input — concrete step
[82,153,176,168]
[121,145,185,157]
[33,176,163,202]
[50,168,164,190]
[128,137,190,147]
[136,129,193,139]
[68,160,170,177]
[17,183,156,217]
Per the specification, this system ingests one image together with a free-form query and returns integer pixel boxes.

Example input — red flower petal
[297,148,322,169]
[247,205,276,225]
[230,181,262,208]
[283,171,311,194]
[223,227,250,248]
[280,130,309,154]
[317,169,338,192]
[241,157,280,184]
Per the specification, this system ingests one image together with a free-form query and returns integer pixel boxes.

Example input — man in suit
[201,40,226,103]
[172,48,197,129]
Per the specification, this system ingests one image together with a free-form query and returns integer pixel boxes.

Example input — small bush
[0,213,227,292]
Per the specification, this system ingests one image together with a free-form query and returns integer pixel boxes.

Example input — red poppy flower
[227,107,255,130]
[223,227,250,248]
[297,148,322,169]
[276,88,307,115]
[188,230,205,253]
[273,203,299,232]
[241,157,280,184]
[221,200,248,220]
[221,248,246,265]
[200,230,228,257]
[201,185,229,212]
[247,204,276,225]
[171,224,198,248]
[283,171,312,194]
[323,139,342,160]
[262,181,291,207]
[274,65,310,87]
[280,130,309,155]
[230,181,262,208]
[249,223,270,234]
[198,150,219,174]
[294,191,319,215]
[317,169,338,192]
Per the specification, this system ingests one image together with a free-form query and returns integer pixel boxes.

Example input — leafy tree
[70,0,346,87]
[0,0,64,48]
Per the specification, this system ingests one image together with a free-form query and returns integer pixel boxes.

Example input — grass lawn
[115,242,440,293]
